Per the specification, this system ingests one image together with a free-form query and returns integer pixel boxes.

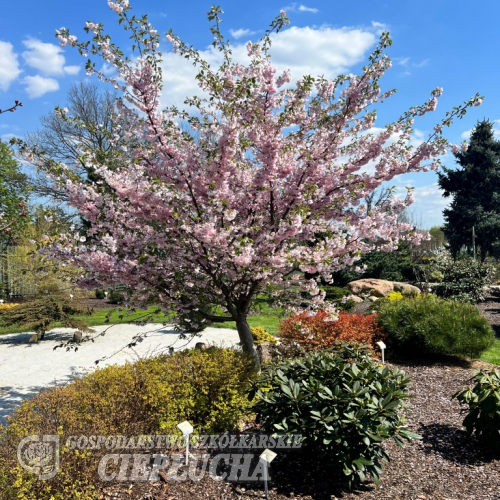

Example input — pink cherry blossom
[37,4,482,370]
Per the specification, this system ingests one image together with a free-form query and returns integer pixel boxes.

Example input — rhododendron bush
[26,0,481,368]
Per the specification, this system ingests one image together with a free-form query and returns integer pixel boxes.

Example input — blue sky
[1,0,499,229]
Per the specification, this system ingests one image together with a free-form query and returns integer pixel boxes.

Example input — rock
[194,342,209,351]
[73,331,83,343]
[393,282,421,295]
[350,301,372,315]
[348,295,364,303]
[347,279,394,297]
[257,342,276,364]
[368,296,379,302]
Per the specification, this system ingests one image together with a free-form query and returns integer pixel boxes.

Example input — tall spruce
[438,120,500,260]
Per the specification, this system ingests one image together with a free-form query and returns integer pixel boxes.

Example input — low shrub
[0,295,92,342]
[374,294,494,358]
[278,310,386,357]
[250,343,420,487]
[251,326,277,344]
[0,303,19,312]
[433,258,493,303]
[453,369,500,457]
[386,291,404,301]
[94,288,106,299]
[0,348,255,500]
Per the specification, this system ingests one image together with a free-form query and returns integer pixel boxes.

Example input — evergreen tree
[438,120,500,260]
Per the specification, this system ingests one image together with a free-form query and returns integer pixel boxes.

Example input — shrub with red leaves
[278,310,386,355]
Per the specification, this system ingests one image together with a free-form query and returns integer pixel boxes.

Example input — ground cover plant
[250,343,420,487]
[0,347,255,500]
[22,0,482,372]
[374,294,494,358]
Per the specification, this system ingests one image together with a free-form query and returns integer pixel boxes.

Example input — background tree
[0,139,30,237]
[24,82,122,204]
[3,207,82,298]
[0,140,31,298]
[438,120,500,260]
[31,2,480,370]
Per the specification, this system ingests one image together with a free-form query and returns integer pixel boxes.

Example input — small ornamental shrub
[251,326,277,344]
[94,288,106,299]
[0,303,20,312]
[433,258,493,303]
[374,294,494,358]
[386,291,403,301]
[0,348,255,500]
[0,295,92,342]
[250,344,420,487]
[453,369,500,457]
[278,310,386,357]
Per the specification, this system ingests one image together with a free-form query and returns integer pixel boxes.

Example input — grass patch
[0,306,168,335]
[480,338,500,366]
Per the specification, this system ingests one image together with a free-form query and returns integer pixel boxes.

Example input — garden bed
[95,358,500,500]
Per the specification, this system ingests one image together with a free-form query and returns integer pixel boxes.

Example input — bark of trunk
[235,314,261,373]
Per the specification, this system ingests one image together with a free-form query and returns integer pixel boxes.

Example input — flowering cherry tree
[33,1,481,369]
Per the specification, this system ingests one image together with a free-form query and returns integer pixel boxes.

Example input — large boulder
[347,279,394,297]
[392,282,421,295]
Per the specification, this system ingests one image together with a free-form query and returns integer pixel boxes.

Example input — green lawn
[480,338,500,366]
[0,306,169,335]
[0,305,283,335]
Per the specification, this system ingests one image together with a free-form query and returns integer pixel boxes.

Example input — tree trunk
[235,314,261,373]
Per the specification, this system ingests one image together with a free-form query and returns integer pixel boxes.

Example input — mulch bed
[98,365,500,499]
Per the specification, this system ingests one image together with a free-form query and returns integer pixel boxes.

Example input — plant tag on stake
[376,341,386,363]
[177,421,193,465]
[259,449,277,498]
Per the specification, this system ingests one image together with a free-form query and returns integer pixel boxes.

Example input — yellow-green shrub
[0,348,255,500]
[386,291,404,301]
[251,326,277,345]
[0,303,19,312]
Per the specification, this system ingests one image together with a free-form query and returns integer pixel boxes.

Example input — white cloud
[229,28,257,39]
[160,25,376,108]
[401,182,449,228]
[298,5,318,13]
[394,56,429,76]
[0,41,21,91]
[283,3,318,13]
[64,65,81,75]
[22,75,59,98]
[22,38,79,76]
